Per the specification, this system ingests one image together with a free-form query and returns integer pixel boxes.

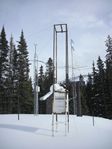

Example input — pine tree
[96,56,105,116]
[44,57,53,94]
[91,61,99,116]
[17,30,33,113]
[92,59,105,117]
[8,35,20,113]
[38,65,45,97]
[0,27,9,113]
[86,74,93,115]
[105,35,112,118]
[7,35,15,113]
[79,75,88,115]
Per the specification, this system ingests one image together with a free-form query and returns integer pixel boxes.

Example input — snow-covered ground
[0,114,112,149]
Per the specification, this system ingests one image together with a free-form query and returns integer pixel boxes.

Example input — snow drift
[0,114,112,149]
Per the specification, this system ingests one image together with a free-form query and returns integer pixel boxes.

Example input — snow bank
[0,114,112,149]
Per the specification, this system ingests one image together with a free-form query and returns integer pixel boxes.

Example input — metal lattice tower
[52,24,69,136]
[53,24,69,85]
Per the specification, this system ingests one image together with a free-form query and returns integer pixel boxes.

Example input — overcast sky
[0,0,112,81]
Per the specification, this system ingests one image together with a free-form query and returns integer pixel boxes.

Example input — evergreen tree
[96,56,105,116]
[17,30,33,113]
[12,45,19,113]
[92,59,105,117]
[105,35,112,118]
[91,61,99,116]
[0,27,9,113]
[8,35,16,113]
[8,36,19,113]
[86,73,93,115]
[79,75,88,115]
[44,57,53,94]
[38,65,45,97]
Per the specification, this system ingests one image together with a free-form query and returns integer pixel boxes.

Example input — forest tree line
[68,35,112,119]
[0,27,53,114]
[85,35,112,119]
[0,27,112,119]
[0,27,33,113]
[38,35,112,119]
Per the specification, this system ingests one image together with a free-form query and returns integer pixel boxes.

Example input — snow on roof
[50,83,66,92]
[40,91,52,101]
[40,83,66,101]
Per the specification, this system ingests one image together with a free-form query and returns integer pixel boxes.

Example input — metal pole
[17,95,20,120]
[52,25,55,130]
[78,82,82,116]
[71,39,75,114]
[34,44,38,115]
[71,39,74,79]
[65,24,69,118]
[93,115,95,126]
[34,46,36,114]
[65,24,69,88]
[92,100,95,126]
[17,81,20,120]
[36,54,38,114]
[53,25,56,84]
[56,32,57,83]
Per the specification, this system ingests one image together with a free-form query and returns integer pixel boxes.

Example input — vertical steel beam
[34,44,38,115]
[65,24,69,89]
[56,32,57,83]
[65,24,69,121]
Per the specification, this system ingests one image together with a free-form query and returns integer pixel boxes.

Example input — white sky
[0,0,112,81]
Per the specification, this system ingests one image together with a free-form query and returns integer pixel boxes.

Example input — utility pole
[71,39,76,115]
[34,44,38,115]
[71,39,74,80]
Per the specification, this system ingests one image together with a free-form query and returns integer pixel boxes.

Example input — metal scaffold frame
[52,24,69,136]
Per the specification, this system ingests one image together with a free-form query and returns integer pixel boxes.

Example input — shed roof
[40,83,66,101]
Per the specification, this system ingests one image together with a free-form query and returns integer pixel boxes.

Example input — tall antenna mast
[71,39,76,115]
[71,39,74,79]
[34,44,38,115]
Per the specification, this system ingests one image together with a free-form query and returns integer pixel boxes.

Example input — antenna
[34,44,38,115]
[71,39,75,79]
[70,39,77,115]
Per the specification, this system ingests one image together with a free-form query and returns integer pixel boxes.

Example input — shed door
[53,92,66,113]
